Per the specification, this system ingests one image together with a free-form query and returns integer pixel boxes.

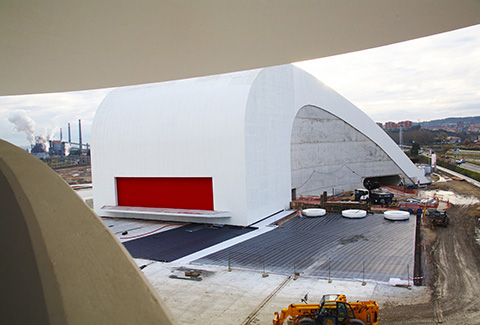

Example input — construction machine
[425,208,449,229]
[353,188,394,205]
[273,294,379,325]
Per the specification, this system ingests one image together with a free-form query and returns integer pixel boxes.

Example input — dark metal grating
[123,224,254,262]
[194,213,416,282]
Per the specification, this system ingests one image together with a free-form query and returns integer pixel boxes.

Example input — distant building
[398,120,412,128]
[382,120,412,129]
[31,136,49,159]
[467,125,480,133]
[448,136,461,144]
[49,140,70,156]
[31,144,48,159]
[385,122,397,129]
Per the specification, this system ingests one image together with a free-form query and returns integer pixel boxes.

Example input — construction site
[3,3,480,324]
[27,62,480,325]
[63,165,480,324]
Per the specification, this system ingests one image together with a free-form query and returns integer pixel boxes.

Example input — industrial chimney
[68,123,71,143]
[79,119,82,154]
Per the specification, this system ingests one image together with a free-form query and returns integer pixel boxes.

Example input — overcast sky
[1,24,480,149]
[295,24,480,124]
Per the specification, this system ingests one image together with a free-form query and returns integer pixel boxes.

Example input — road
[462,162,480,173]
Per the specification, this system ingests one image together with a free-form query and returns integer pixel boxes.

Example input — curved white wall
[92,64,427,226]
[243,65,427,225]
[291,105,408,196]
[92,69,261,225]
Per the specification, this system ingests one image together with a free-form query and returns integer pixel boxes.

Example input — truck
[273,294,379,325]
[354,188,394,205]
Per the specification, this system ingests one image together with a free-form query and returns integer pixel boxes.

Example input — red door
[116,177,214,210]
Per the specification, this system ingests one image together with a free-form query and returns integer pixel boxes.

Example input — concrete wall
[291,105,407,196]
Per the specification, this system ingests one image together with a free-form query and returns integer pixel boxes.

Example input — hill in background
[417,116,480,128]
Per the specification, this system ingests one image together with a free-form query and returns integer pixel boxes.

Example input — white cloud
[1,88,112,148]
[295,24,480,123]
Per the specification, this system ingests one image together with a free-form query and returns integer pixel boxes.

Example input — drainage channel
[241,276,292,325]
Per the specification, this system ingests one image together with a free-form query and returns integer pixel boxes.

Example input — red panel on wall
[116,177,214,210]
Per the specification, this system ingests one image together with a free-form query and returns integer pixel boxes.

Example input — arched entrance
[290,105,405,197]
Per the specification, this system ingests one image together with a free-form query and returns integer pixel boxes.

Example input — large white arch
[92,64,426,226]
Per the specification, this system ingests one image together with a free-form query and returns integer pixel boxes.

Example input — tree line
[385,125,478,147]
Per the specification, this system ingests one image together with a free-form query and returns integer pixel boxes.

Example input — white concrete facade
[291,105,410,197]
[92,64,428,226]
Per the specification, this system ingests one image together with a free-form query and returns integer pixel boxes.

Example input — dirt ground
[382,176,480,323]
[55,165,92,185]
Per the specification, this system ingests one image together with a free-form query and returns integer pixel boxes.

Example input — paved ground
[140,261,430,325]
[70,168,480,324]
[437,165,480,187]
[461,162,480,174]
[195,213,416,283]
[123,224,255,262]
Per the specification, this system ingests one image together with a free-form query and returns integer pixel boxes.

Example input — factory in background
[31,119,90,159]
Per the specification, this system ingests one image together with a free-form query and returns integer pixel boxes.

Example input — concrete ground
[90,201,420,324]
[138,260,430,324]
[73,185,429,324]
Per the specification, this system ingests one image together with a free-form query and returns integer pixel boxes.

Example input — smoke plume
[36,135,49,152]
[8,110,36,145]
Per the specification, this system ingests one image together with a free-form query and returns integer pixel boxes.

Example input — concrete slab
[101,205,232,219]
[140,262,430,325]
[73,187,93,201]
[101,217,184,242]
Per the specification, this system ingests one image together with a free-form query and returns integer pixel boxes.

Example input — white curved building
[92,64,428,226]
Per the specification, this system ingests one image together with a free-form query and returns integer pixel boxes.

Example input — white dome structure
[92,64,428,226]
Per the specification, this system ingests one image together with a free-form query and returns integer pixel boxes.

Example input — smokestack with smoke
[8,110,36,145]
[36,135,49,152]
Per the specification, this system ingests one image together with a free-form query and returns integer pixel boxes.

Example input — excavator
[273,294,379,325]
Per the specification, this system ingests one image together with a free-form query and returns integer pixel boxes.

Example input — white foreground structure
[92,64,428,226]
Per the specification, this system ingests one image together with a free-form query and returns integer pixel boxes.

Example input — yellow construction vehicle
[273,294,379,325]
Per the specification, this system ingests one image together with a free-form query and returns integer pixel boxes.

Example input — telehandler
[273,294,379,325]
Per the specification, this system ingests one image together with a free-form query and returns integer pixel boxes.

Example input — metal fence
[44,156,91,169]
